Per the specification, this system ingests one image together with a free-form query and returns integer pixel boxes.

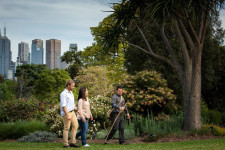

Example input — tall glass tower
[0,27,12,79]
[31,39,43,64]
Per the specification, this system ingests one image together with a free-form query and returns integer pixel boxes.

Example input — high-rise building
[18,42,29,65]
[0,27,12,79]
[46,39,61,69]
[69,43,77,51]
[31,39,43,64]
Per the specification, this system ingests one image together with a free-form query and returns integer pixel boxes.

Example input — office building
[69,43,77,51]
[18,42,29,65]
[0,27,12,79]
[46,39,61,69]
[31,39,43,64]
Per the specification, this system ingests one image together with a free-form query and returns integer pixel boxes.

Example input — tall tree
[101,0,224,130]
[15,64,47,98]
[61,48,82,78]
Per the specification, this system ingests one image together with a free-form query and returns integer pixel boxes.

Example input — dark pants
[76,118,88,145]
[106,113,125,143]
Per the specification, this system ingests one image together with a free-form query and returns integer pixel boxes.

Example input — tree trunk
[181,48,202,130]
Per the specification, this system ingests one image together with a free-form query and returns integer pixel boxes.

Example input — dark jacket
[111,94,128,114]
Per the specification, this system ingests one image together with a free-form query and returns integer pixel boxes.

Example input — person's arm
[63,107,72,120]
[111,95,124,111]
[60,93,71,120]
[78,99,86,122]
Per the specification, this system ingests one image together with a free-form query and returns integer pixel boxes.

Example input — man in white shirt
[60,79,80,148]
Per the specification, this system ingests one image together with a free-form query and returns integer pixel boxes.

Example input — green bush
[0,98,46,122]
[0,80,17,101]
[201,109,223,125]
[120,70,178,116]
[18,131,57,142]
[0,120,49,139]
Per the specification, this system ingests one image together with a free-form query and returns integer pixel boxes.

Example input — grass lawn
[0,138,224,150]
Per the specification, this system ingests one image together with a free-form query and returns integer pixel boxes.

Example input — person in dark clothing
[105,85,130,144]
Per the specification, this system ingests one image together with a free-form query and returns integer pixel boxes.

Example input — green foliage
[43,104,63,137]
[76,66,114,97]
[15,64,47,98]
[201,109,223,125]
[18,131,57,142]
[0,74,4,83]
[0,98,46,122]
[132,112,184,136]
[0,80,17,101]
[120,70,178,115]
[0,120,49,139]
[34,69,71,104]
[61,49,83,78]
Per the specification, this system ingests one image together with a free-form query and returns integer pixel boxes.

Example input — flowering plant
[120,70,178,116]
[43,104,63,137]
[88,95,111,134]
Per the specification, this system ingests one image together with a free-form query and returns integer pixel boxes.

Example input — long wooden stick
[105,101,129,143]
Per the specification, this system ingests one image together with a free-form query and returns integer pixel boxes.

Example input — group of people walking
[60,79,130,148]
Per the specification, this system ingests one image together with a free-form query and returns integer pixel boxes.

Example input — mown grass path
[0,138,224,150]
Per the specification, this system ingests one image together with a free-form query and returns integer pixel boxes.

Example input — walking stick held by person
[105,100,129,143]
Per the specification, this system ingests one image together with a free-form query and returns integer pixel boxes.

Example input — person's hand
[127,114,130,120]
[74,107,78,111]
[82,118,86,123]
[120,107,125,111]
[67,114,72,120]
[90,116,93,121]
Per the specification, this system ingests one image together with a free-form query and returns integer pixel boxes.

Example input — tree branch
[135,23,153,53]
[119,39,175,69]
[174,19,191,66]
[188,20,201,47]
[160,22,183,72]
[178,18,195,51]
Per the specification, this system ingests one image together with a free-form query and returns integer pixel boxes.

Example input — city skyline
[0,0,225,63]
[0,0,119,62]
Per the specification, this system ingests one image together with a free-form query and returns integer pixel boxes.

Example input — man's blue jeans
[76,118,88,145]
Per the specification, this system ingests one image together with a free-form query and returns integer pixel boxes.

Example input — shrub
[0,120,49,139]
[76,66,114,98]
[199,124,225,136]
[0,98,46,122]
[89,95,111,133]
[18,131,57,142]
[132,112,184,136]
[201,109,223,125]
[43,104,63,137]
[119,70,178,116]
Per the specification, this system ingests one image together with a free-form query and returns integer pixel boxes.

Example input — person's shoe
[83,144,91,147]
[104,141,109,144]
[63,145,69,148]
[119,141,129,145]
[70,143,80,148]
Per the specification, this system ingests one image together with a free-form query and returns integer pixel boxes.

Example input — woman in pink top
[76,87,93,147]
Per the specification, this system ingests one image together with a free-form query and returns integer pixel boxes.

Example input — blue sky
[0,0,119,62]
[0,0,225,62]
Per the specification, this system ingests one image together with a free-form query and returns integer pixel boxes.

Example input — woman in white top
[76,87,93,147]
